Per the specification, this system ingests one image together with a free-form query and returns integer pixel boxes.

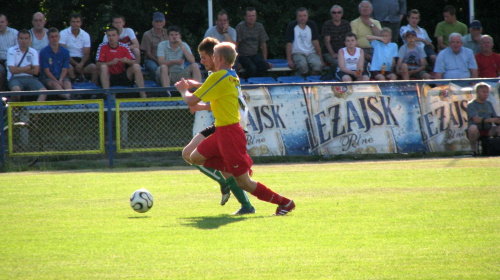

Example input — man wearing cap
[462,20,482,54]
[434,33,478,79]
[140,12,169,80]
[475,35,500,78]
[396,30,431,80]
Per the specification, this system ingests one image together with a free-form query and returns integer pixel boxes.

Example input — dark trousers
[239,54,269,78]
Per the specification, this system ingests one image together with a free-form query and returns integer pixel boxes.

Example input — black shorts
[71,57,92,67]
[200,124,216,138]
[110,72,133,87]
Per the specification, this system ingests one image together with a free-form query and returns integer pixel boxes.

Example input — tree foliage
[3,0,499,61]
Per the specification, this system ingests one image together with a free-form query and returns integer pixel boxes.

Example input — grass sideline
[1,158,499,279]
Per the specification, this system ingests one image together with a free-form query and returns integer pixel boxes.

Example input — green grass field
[1,158,499,279]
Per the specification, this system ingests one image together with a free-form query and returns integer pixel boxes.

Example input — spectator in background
[157,26,201,92]
[103,15,141,64]
[350,1,382,62]
[321,5,351,72]
[97,27,146,98]
[434,33,478,79]
[399,9,436,66]
[366,28,398,80]
[336,32,370,81]
[140,12,169,80]
[285,7,325,76]
[204,10,237,44]
[466,82,500,156]
[29,12,48,54]
[475,35,500,78]
[59,13,98,84]
[7,29,47,102]
[235,7,272,78]
[39,27,71,98]
[368,0,406,43]
[0,14,18,91]
[396,30,431,80]
[434,5,467,52]
[462,20,482,54]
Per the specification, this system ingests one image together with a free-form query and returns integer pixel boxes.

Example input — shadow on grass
[179,214,252,229]
[128,216,152,219]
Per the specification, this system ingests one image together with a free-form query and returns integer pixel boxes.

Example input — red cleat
[274,200,295,216]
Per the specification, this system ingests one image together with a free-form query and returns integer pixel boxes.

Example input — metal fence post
[106,90,114,167]
[1,95,5,170]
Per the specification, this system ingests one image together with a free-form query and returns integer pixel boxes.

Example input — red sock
[251,182,291,205]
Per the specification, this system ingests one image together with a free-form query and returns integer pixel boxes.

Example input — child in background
[366,28,398,80]
[396,30,432,80]
[336,32,370,81]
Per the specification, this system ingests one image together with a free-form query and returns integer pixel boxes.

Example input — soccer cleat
[232,206,256,215]
[274,200,295,216]
[220,183,231,206]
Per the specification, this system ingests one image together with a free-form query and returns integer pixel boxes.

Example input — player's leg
[221,172,255,215]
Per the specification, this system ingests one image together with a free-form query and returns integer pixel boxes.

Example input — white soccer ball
[130,188,154,213]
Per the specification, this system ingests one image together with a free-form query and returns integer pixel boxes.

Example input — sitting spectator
[434,33,478,79]
[350,1,382,62]
[336,32,370,81]
[285,7,325,76]
[140,12,169,80]
[204,10,236,44]
[157,26,201,91]
[399,9,436,66]
[475,35,500,78]
[96,27,146,98]
[321,5,351,71]
[434,5,467,52]
[59,13,98,84]
[396,30,431,80]
[235,7,272,78]
[7,29,47,101]
[462,20,482,54]
[466,82,500,156]
[366,28,398,80]
[103,15,141,64]
[39,27,71,99]
[29,12,48,53]
[0,14,18,91]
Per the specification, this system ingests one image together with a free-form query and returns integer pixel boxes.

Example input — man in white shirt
[7,29,47,101]
[0,14,18,91]
[285,7,325,76]
[59,13,98,84]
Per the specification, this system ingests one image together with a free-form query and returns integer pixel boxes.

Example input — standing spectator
[285,7,325,76]
[466,82,500,156]
[96,27,146,98]
[350,1,382,62]
[0,14,18,91]
[59,13,98,84]
[399,9,436,66]
[140,12,169,80]
[7,29,47,102]
[29,12,48,54]
[475,35,500,78]
[235,7,272,78]
[462,20,482,54]
[366,28,398,80]
[321,5,351,71]
[39,27,71,99]
[103,15,141,64]
[204,10,237,44]
[368,0,406,43]
[157,26,201,91]
[434,33,478,79]
[336,32,370,81]
[434,5,468,52]
[396,30,431,80]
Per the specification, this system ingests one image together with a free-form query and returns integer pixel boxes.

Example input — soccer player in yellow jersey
[175,42,295,215]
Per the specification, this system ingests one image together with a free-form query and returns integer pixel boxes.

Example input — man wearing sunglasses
[321,5,351,71]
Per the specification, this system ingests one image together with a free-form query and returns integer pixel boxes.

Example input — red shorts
[197,123,253,177]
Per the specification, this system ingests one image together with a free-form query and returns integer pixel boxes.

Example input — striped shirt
[0,27,19,60]
[321,19,351,54]
[156,41,192,73]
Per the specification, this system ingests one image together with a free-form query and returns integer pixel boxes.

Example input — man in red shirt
[475,35,500,78]
[96,26,146,98]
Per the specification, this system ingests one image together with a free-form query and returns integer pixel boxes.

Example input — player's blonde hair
[214,42,238,66]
